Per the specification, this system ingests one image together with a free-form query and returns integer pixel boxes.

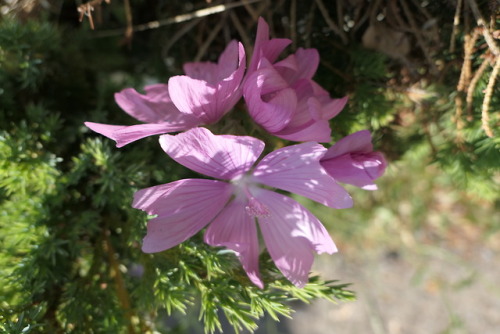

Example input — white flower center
[231,174,270,218]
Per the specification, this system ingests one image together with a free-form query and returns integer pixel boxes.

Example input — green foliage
[0,14,355,334]
[1,1,498,333]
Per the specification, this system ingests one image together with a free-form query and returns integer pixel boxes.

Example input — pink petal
[256,189,337,287]
[204,198,263,288]
[274,48,319,84]
[273,118,332,142]
[322,130,373,160]
[217,40,246,81]
[321,152,387,190]
[320,95,348,120]
[243,67,296,133]
[132,179,232,253]
[168,76,218,123]
[169,41,245,124]
[182,62,219,84]
[84,121,198,148]
[115,84,184,124]
[248,17,291,74]
[159,127,264,180]
[320,154,374,189]
[253,142,353,209]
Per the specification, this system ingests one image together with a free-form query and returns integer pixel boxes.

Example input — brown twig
[92,0,262,38]
[304,1,317,48]
[290,0,297,50]
[399,0,437,73]
[77,0,110,30]
[194,13,227,61]
[123,0,133,45]
[161,18,202,63]
[229,12,253,56]
[450,0,463,53]
[466,57,490,119]
[466,0,500,56]
[103,231,136,334]
[455,29,480,133]
[315,0,348,44]
[481,55,499,137]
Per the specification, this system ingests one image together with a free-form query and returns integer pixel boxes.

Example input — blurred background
[1,0,499,333]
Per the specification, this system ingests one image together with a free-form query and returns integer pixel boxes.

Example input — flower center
[231,174,270,218]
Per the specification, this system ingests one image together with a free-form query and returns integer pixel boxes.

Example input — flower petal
[169,41,245,124]
[273,117,332,142]
[243,65,296,133]
[133,179,232,253]
[321,152,387,190]
[253,142,352,209]
[256,189,337,287]
[274,48,319,84]
[204,198,263,288]
[160,127,264,180]
[322,130,374,160]
[115,84,186,124]
[84,121,198,148]
[248,17,291,74]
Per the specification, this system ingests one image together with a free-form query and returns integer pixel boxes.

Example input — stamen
[245,197,270,218]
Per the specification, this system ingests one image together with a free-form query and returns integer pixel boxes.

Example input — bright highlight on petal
[169,41,246,124]
[159,127,264,180]
[253,142,353,209]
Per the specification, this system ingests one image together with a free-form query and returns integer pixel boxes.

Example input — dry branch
[481,55,499,137]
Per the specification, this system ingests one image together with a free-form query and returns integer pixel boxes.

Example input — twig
[123,0,133,45]
[481,55,499,137]
[242,0,260,21]
[455,29,479,132]
[304,1,317,48]
[399,0,437,73]
[161,18,202,63]
[103,231,136,334]
[92,0,262,38]
[410,0,433,20]
[314,0,348,44]
[77,0,110,30]
[466,57,490,119]
[194,13,227,61]
[336,0,344,38]
[290,0,297,50]
[229,12,253,56]
[450,0,463,53]
[466,0,500,56]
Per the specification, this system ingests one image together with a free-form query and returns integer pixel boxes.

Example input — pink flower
[244,19,347,142]
[320,130,387,190]
[85,41,246,147]
[132,127,352,288]
[247,17,291,75]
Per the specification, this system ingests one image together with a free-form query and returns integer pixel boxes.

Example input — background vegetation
[1,0,498,333]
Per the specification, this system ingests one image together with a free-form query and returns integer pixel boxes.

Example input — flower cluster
[85,18,387,288]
